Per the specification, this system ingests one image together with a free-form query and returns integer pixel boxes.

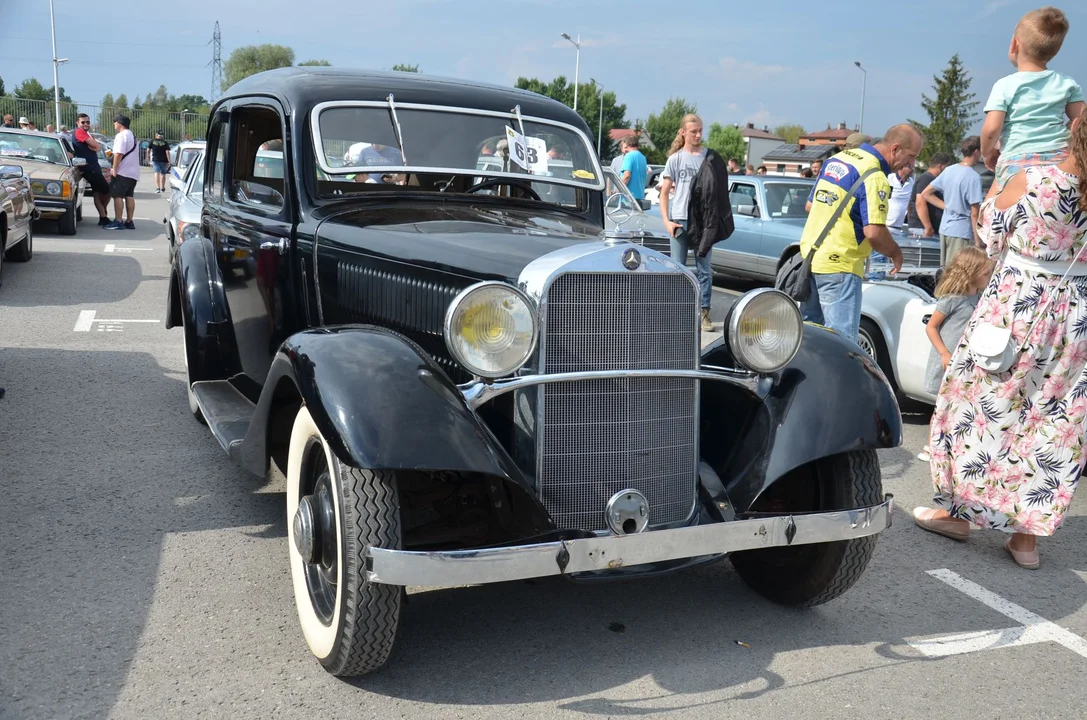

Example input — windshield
[763,182,813,219]
[601,167,640,209]
[313,102,603,196]
[188,153,206,195]
[178,148,202,167]
[0,131,68,165]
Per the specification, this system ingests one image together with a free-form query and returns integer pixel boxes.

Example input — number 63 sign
[505,126,549,173]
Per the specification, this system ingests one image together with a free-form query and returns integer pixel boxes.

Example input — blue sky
[2,0,1086,137]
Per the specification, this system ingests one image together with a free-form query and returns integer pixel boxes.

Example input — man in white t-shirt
[886,163,915,229]
[104,114,141,230]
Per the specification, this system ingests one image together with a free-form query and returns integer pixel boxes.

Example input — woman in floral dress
[913,111,1087,569]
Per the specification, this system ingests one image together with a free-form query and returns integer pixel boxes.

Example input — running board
[191,380,255,454]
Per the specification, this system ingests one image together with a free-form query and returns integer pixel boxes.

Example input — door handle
[922,314,932,325]
[260,238,288,255]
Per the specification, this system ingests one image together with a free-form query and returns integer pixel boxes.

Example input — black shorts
[85,168,110,195]
[110,175,137,198]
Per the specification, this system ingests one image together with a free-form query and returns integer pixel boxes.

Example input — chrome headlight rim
[727,287,803,374]
[444,281,539,380]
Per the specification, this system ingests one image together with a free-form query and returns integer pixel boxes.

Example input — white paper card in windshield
[504,126,548,174]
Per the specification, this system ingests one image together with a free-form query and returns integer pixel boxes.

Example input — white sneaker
[917,445,931,462]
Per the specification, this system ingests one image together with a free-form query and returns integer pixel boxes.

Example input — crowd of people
[641,5,1085,570]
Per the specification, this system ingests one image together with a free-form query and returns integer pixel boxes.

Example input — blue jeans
[669,220,713,308]
[800,272,862,342]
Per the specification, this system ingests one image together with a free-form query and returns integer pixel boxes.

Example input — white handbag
[969,322,1015,373]
[969,243,1087,374]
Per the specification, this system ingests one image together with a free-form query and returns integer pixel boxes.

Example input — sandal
[1004,537,1040,569]
[912,507,971,541]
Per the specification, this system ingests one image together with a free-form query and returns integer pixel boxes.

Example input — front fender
[169,236,239,382]
[236,325,527,485]
[701,324,902,513]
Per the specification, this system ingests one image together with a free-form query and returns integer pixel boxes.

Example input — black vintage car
[167,67,901,677]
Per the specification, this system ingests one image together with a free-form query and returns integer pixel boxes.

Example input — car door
[711,180,762,276]
[896,295,938,403]
[202,101,297,398]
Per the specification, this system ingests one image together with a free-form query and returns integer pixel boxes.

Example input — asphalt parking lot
[1,172,1085,719]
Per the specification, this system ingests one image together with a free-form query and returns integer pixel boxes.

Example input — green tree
[298,59,331,67]
[13,78,50,101]
[116,94,129,108]
[172,94,209,112]
[704,123,746,162]
[223,44,296,90]
[514,76,629,153]
[910,54,979,163]
[391,63,419,72]
[0,76,6,96]
[643,97,697,164]
[772,123,805,144]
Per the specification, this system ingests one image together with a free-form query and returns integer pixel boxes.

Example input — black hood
[316,202,605,282]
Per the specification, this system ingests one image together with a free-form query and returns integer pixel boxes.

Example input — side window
[228,105,285,212]
[206,122,228,201]
[729,183,758,217]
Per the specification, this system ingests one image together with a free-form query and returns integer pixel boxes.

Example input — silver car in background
[165,151,203,257]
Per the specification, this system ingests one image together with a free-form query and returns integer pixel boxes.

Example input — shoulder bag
[970,241,1087,373]
[776,167,880,302]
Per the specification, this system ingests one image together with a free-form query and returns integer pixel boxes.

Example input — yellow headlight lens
[445,283,537,378]
[728,289,802,373]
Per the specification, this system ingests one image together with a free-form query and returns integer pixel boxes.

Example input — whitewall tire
[286,405,402,676]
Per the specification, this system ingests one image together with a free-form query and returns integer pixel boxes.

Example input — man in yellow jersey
[799,124,923,341]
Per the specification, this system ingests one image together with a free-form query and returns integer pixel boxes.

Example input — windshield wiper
[385,94,406,165]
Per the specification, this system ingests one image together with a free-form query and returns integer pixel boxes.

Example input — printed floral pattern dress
[930,165,1087,536]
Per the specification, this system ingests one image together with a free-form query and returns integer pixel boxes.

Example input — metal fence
[0,97,209,144]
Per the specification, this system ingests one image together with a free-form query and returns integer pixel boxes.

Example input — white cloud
[981,0,1015,18]
[716,56,788,76]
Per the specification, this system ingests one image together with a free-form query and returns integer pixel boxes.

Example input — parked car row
[0,127,86,236]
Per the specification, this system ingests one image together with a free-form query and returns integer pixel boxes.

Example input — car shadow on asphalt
[41,219,166,244]
[0,347,281,719]
[348,509,1087,709]
[0,252,167,307]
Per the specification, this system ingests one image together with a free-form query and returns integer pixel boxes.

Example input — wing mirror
[637,198,651,211]
[71,157,87,167]
[0,164,25,180]
[169,174,184,191]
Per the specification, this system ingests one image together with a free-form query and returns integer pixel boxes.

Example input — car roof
[220,66,589,133]
[0,128,65,139]
[731,175,816,185]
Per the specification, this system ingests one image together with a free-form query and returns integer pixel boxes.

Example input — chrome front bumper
[366,494,894,587]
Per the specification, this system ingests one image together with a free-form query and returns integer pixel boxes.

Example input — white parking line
[104,244,154,253]
[74,309,160,332]
[73,310,96,332]
[908,569,1087,659]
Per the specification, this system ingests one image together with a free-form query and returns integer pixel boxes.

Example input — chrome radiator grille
[538,271,699,531]
[900,244,941,268]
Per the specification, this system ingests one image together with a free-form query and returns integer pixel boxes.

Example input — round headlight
[46,182,61,195]
[30,181,44,194]
[180,222,200,243]
[727,288,802,373]
[445,282,537,379]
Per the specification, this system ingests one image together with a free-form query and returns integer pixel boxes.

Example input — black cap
[113,114,131,128]
[155,129,163,136]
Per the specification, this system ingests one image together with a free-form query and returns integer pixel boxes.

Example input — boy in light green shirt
[981,6,1086,198]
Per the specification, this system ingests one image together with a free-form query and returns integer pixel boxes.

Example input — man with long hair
[659,114,715,332]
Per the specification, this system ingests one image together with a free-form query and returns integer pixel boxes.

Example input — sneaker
[701,308,715,333]
[103,220,124,230]
[97,216,110,226]
[124,221,135,230]
[917,444,931,462]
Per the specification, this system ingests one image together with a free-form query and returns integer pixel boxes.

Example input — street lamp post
[854,61,867,133]
[48,0,69,130]
[560,32,581,112]
[590,78,603,155]
[181,108,189,141]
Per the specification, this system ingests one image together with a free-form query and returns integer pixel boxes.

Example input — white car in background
[859,273,940,405]
[169,140,206,188]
